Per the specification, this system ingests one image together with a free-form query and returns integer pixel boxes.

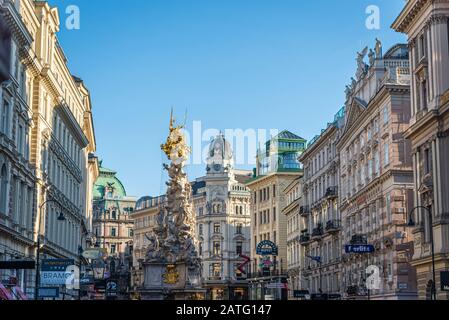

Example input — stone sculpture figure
[375,38,382,59]
[368,48,375,66]
[145,232,161,262]
[356,47,368,80]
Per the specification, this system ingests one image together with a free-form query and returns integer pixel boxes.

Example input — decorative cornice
[48,139,83,182]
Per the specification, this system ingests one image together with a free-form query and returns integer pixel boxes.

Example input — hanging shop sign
[40,259,75,286]
[256,240,278,256]
[441,271,449,291]
[82,248,106,260]
[345,244,375,254]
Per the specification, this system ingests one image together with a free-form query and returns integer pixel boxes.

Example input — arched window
[240,206,243,215]
[0,164,7,214]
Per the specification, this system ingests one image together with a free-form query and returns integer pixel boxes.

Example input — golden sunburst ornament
[163,264,179,284]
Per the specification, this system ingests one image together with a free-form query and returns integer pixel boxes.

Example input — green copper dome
[93,164,127,200]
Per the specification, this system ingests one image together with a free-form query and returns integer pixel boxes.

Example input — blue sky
[48,0,406,199]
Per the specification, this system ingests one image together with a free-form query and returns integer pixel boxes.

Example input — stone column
[430,17,449,103]
[431,139,440,217]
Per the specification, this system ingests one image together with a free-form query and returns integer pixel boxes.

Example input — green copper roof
[93,165,127,199]
[273,130,306,141]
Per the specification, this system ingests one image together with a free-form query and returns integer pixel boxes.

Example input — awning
[0,284,13,300]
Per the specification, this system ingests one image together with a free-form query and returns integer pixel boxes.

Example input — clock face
[213,164,222,171]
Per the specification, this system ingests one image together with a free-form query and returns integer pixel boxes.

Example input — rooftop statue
[375,38,383,59]
[356,47,369,80]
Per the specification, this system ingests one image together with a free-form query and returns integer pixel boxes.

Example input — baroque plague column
[139,112,205,300]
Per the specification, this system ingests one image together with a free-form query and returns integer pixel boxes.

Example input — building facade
[92,164,136,298]
[283,177,302,298]
[129,195,165,298]
[192,134,252,300]
[246,130,306,300]
[392,0,449,300]
[338,42,417,299]
[299,107,345,297]
[0,0,97,299]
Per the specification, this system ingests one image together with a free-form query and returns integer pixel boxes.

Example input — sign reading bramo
[40,259,75,286]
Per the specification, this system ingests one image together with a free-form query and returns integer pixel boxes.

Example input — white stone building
[192,134,252,300]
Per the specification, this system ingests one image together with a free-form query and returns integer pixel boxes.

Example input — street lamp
[407,205,437,300]
[35,199,65,300]
[306,255,322,294]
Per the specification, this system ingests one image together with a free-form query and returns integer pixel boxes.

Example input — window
[384,142,389,166]
[112,210,117,219]
[199,224,203,236]
[236,223,243,234]
[210,263,221,277]
[110,244,116,254]
[199,207,203,216]
[273,185,276,198]
[111,228,117,237]
[199,242,203,256]
[0,165,7,214]
[386,194,391,223]
[273,207,276,221]
[383,106,389,125]
[213,241,221,255]
[128,228,133,237]
[236,241,243,255]
[273,231,277,243]
[214,223,221,234]
[375,152,380,175]
[1,100,9,135]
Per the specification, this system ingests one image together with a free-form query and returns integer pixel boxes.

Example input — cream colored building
[299,108,345,297]
[129,195,165,295]
[283,177,302,298]
[92,165,136,275]
[246,131,305,300]
[338,42,417,300]
[392,0,449,300]
[192,135,252,300]
[0,0,97,299]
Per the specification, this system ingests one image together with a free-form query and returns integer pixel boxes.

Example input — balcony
[299,233,311,245]
[299,205,310,216]
[325,186,338,199]
[325,220,341,233]
[350,234,367,245]
[311,224,324,240]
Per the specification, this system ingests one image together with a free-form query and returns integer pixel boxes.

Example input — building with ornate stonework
[283,177,302,298]
[0,0,98,299]
[246,130,306,300]
[299,107,345,297]
[192,134,252,300]
[392,0,449,300]
[92,164,135,298]
[338,42,417,300]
